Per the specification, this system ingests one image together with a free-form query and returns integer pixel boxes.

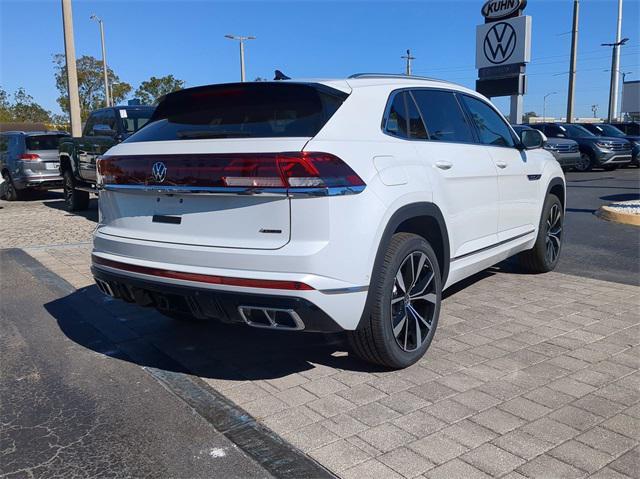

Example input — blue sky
[1,0,639,119]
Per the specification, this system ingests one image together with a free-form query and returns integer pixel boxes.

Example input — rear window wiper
[176,130,252,139]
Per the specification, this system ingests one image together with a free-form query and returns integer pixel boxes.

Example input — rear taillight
[222,152,365,189]
[97,152,365,193]
[20,154,40,161]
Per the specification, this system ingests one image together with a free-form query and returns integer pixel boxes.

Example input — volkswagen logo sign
[151,162,167,183]
[483,22,517,64]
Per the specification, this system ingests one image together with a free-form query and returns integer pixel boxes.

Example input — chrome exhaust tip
[95,278,115,297]
[238,306,305,331]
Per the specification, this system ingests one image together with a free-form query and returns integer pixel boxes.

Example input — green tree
[53,54,132,121]
[523,111,538,123]
[134,75,185,105]
[0,86,11,122]
[11,88,52,123]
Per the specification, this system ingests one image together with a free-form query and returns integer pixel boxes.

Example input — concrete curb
[596,205,640,226]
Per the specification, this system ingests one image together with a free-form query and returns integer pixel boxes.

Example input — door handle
[495,161,508,169]
[435,161,453,170]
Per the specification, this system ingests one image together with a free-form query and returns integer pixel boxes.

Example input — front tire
[63,170,90,211]
[519,194,563,273]
[348,233,442,369]
[574,152,593,172]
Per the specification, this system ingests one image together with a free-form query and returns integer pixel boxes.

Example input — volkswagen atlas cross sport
[91,75,565,369]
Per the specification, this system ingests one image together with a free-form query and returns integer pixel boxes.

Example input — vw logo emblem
[151,162,167,183]
[483,22,517,65]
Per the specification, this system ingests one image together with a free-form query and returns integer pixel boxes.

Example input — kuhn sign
[481,0,526,20]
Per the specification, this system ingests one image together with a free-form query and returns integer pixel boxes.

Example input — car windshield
[118,109,154,134]
[592,124,626,137]
[25,134,67,150]
[559,124,595,138]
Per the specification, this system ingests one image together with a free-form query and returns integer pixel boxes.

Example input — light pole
[566,0,579,123]
[591,104,599,118]
[61,0,81,136]
[543,92,557,120]
[602,0,626,121]
[224,34,256,82]
[90,14,110,107]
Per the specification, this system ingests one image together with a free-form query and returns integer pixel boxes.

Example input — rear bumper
[13,172,62,189]
[92,265,346,332]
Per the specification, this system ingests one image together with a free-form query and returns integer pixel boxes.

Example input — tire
[63,169,90,211]
[574,152,593,172]
[1,172,21,201]
[348,233,442,369]
[519,194,563,273]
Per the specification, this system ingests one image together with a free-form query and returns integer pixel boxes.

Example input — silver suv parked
[0,131,69,200]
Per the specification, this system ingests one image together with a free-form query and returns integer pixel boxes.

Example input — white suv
[92,75,565,368]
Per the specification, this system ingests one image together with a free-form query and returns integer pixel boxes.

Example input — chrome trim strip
[319,285,369,295]
[101,184,366,197]
[451,229,535,262]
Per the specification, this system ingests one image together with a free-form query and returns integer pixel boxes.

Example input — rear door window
[126,83,348,142]
[411,90,473,143]
[385,92,409,138]
[461,95,516,147]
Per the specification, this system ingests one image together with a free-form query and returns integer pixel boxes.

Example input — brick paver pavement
[3,194,639,478]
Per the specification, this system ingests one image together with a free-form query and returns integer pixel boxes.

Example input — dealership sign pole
[476,0,531,123]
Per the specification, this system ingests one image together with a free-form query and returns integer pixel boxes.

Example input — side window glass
[102,110,117,131]
[412,90,473,143]
[84,114,98,136]
[461,95,516,147]
[385,92,409,138]
[406,93,427,139]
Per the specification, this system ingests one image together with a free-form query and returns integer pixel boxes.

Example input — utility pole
[591,104,599,118]
[224,34,256,82]
[401,49,415,76]
[566,0,579,123]
[61,0,82,137]
[604,0,625,122]
[543,91,557,120]
[90,15,110,107]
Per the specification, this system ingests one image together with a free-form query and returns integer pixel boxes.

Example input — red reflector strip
[92,255,314,291]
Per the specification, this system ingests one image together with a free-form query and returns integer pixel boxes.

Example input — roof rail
[348,73,452,83]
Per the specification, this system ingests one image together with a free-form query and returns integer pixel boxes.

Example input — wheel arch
[546,176,565,209]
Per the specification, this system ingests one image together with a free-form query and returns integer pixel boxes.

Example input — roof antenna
[274,70,291,80]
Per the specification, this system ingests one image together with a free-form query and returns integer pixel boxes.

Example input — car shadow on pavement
[600,193,640,202]
[43,198,99,222]
[45,285,392,381]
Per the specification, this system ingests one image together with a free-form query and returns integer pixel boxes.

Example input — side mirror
[93,124,116,136]
[520,129,545,149]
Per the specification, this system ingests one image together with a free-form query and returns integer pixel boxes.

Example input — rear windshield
[125,83,348,142]
[25,134,67,150]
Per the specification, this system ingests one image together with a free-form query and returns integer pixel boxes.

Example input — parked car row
[525,122,637,172]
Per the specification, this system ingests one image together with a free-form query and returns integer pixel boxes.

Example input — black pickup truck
[58,105,154,211]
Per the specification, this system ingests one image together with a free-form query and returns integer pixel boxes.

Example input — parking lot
[1,168,639,478]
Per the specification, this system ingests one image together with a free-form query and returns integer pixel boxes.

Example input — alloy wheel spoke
[411,292,437,304]
[395,269,406,294]
[408,303,431,330]
[393,314,407,338]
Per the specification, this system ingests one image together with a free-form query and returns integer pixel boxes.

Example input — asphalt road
[555,167,640,286]
[0,249,275,479]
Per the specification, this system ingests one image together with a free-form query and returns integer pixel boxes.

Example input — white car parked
[92,74,565,368]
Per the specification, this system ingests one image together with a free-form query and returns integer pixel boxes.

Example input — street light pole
[224,34,256,82]
[604,0,625,122]
[61,0,82,136]
[90,14,110,107]
[543,91,557,120]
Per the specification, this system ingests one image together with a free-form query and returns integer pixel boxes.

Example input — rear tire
[63,170,90,211]
[519,194,563,273]
[1,172,22,201]
[348,233,442,369]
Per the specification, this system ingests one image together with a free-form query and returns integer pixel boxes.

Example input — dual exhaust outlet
[95,278,305,331]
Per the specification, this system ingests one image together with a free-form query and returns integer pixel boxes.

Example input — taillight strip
[92,255,315,291]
